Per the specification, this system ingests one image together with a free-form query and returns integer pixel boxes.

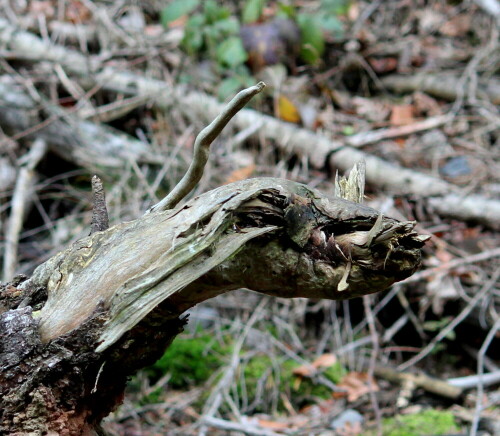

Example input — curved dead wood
[1,176,428,433]
[19,177,427,350]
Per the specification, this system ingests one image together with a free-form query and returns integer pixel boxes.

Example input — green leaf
[297,14,325,65]
[161,0,199,27]
[321,0,350,15]
[216,37,248,67]
[319,13,344,37]
[182,14,205,54]
[204,0,230,23]
[211,17,240,37]
[277,3,296,18]
[242,0,265,24]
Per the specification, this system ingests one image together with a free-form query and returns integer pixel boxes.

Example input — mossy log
[0,177,427,434]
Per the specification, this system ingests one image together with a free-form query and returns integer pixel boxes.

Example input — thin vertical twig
[90,175,109,234]
[470,316,500,436]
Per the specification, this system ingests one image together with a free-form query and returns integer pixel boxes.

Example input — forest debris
[2,139,47,281]
[293,353,337,377]
[374,366,463,400]
[399,268,500,370]
[336,372,379,402]
[447,369,500,389]
[1,19,499,229]
[0,78,162,171]
[345,114,451,147]
[389,104,415,126]
[381,73,500,105]
[90,175,109,235]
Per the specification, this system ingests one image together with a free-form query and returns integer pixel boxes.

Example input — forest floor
[1,0,499,435]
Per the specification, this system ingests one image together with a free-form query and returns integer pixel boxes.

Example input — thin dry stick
[401,247,500,284]
[3,138,47,281]
[398,268,500,371]
[345,114,452,148]
[363,295,382,436]
[148,82,266,214]
[470,317,500,436]
[198,298,268,436]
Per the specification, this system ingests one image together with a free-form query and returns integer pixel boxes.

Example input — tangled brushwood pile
[1,0,499,434]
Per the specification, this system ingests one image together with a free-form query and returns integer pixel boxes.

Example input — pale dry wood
[22,178,426,351]
[0,79,161,171]
[2,139,47,281]
[345,114,452,148]
[90,175,109,234]
[374,366,462,400]
[381,73,500,104]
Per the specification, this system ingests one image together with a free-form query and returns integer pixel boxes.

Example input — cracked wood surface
[19,177,428,350]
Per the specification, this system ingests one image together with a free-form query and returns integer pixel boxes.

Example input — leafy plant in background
[162,0,247,68]
[297,0,348,64]
[161,0,350,97]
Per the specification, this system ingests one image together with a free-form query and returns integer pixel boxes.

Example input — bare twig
[90,175,109,234]
[398,268,500,370]
[448,369,500,389]
[345,115,452,148]
[202,416,284,436]
[148,82,266,213]
[363,295,382,435]
[374,366,463,400]
[3,139,47,281]
[470,317,500,436]
[401,247,500,284]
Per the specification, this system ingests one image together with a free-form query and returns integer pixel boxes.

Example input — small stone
[330,409,364,430]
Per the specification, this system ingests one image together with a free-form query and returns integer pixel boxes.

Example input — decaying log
[0,80,428,434]
[1,177,427,433]
[0,79,161,172]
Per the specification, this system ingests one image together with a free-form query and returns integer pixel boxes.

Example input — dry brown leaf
[440,14,471,37]
[368,57,398,74]
[312,353,337,368]
[225,164,256,184]
[293,364,317,378]
[257,419,290,430]
[390,104,414,126]
[293,353,338,377]
[65,1,92,23]
[338,372,379,402]
[276,95,301,124]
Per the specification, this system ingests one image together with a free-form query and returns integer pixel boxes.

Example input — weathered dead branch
[381,73,500,105]
[0,78,161,172]
[148,82,266,213]
[2,138,47,281]
[0,72,429,433]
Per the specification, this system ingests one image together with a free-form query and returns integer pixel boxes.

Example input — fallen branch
[0,81,428,433]
[374,366,462,400]
[1,19,499,229]
[2,138,47,281]
[345,115,452,148]
[381,73,500,105]
[0,78,161,172]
